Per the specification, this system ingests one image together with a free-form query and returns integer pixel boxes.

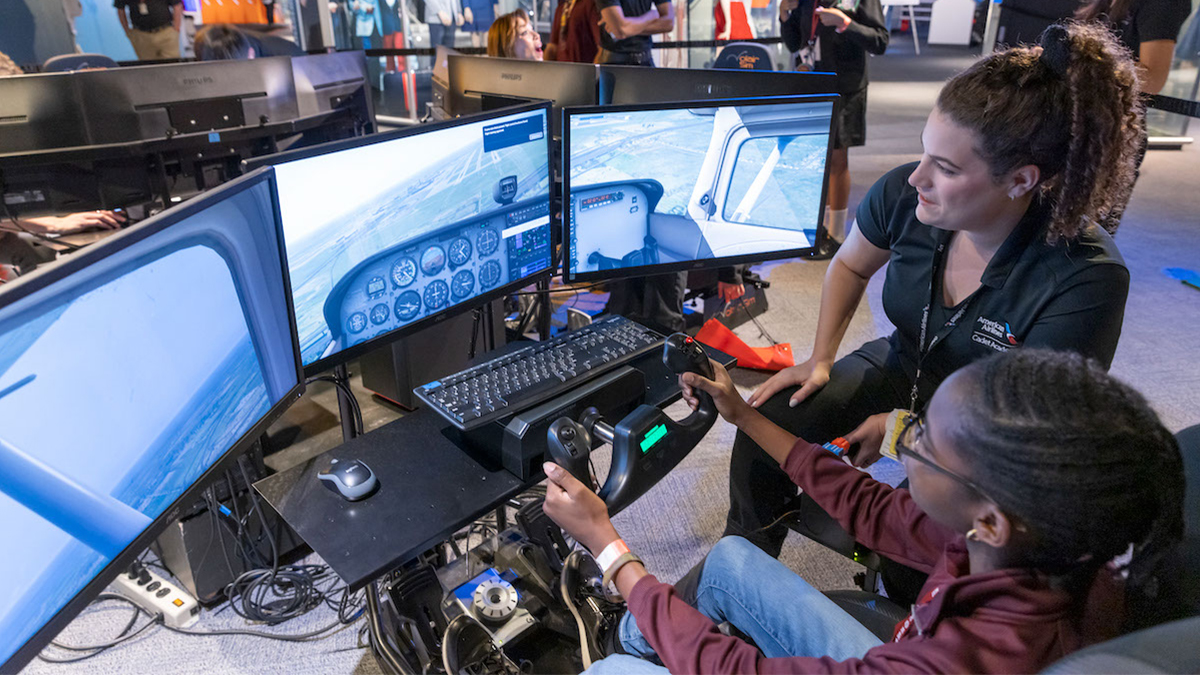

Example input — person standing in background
[426,0,464,50]
[1076,0,1192,94]
[379,0,408,72]
[462,0,499,48]
[594,0,674,65]
[546,0,601,62]
[781,0,887,252]
[115,0,183,60]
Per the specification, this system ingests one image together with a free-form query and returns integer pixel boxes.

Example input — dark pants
[723,337,917,557]
[603,272,687,336]
[596,48,654,66]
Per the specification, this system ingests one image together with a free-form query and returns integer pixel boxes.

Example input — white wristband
[597,539,630,573]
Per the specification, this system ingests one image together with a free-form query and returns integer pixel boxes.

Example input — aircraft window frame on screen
[0,169,303,673]
[562,95,838,283]
[260,101,554,375]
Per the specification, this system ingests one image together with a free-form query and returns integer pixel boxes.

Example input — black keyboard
[414,315,664,430]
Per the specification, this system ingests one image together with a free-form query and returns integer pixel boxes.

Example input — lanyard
[910,238,976,411]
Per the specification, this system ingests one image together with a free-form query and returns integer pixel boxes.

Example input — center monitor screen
[563,96,837,282]
[0,170,302,671]
[270,105,553,371]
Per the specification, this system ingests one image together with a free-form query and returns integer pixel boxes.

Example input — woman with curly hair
[718,21,1144,601]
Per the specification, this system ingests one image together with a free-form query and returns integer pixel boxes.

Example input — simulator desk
[255,340,735,590]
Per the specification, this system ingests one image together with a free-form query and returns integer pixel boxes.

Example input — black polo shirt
[595,0,657,54]
[855,163,1129,401]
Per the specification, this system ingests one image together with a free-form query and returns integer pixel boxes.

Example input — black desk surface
[255,341,734,590]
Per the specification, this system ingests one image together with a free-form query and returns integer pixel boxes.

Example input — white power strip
[109,565,201,628]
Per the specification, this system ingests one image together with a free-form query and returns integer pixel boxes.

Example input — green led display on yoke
[640,424,669,453]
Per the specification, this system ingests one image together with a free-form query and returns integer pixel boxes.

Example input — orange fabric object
[695,318,794,371]
[714,0,753,40]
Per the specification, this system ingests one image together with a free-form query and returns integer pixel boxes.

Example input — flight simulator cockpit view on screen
[0,171,302,670]
[270,104,553,370]
[563,96,837,282]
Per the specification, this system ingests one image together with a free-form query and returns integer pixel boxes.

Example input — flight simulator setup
[0,53,840,675]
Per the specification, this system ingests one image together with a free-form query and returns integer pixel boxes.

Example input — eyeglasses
[895,412,990,499]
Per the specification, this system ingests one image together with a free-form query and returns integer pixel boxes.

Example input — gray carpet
[22,43,1200,674]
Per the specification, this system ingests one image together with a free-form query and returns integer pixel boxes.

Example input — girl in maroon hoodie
[543,349,1184,674]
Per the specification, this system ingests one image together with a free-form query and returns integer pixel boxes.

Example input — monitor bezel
[561,94,840,284]
[0,167,305,674]
[247,101,556,376]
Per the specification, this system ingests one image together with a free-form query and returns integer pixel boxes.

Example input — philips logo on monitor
[180,76,216,87]
[501,73,522,81]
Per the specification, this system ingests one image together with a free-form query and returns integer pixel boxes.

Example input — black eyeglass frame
[895,411,992,500]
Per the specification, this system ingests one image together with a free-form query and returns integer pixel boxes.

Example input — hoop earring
[966,528,980,542]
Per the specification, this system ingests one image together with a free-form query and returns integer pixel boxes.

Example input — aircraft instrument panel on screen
[564,98,835,281]
[273,109,552,368]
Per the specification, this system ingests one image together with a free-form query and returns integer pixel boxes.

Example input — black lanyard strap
[910,238,976,411]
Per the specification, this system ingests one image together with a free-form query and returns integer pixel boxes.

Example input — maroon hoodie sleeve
[782,440,954,572]
[626,575,957,674]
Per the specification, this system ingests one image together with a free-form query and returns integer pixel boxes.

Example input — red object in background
[715,0,754,40]
[695,318,794,371]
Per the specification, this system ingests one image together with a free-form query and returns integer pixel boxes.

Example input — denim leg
[583,653,670,675]
[693,537,883,661]
[610,537,883,666]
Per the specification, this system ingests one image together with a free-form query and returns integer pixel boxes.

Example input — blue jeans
[584,537,884,674]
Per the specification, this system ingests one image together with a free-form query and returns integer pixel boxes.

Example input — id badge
[880,409,913,461]
[137,1,149,14]
[795,44,816,71]
[834,0,860,10]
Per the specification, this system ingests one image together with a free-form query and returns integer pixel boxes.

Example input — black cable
[37,595,162,664]
[306,375,365,435]
[237,456,279,573]
[509,280,606,296]
[735,295,779,346]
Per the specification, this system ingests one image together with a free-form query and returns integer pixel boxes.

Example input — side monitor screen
[272,105,552,371]
[563,97,836,282]
[0,170,302,672]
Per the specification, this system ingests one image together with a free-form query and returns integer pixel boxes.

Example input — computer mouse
[317,458,378,501]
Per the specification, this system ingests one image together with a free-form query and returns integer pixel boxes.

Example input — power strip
[110,564,201,628]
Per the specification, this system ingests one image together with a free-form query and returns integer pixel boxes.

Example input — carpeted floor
[22,41,1200,675]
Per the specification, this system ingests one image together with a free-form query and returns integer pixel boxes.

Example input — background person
[546,0,602,63]
[487,9,543,59]
[115,0,182,60]
[193,24,305,60]
[781,0,887,250]
[1076,0,1192,94]
[722,23,1143,605]
[594,0,674,65]
[543,349,1184,674]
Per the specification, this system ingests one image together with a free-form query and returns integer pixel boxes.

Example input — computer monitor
[431,45,460,115]
[563,95,837,282]
[0,72,89,155]
[75,57,299,145]
[598,65,839,105]
[292,50,374,127]
[446,55,597,137]
[254,102,553,373]
[0,167,303,673]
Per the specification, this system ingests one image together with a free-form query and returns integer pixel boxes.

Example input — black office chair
[42,53,118,72]
[712,42,774,71]
[817,423,1200,672]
